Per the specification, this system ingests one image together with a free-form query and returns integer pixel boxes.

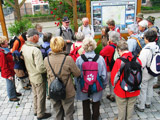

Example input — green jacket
[21,41,46,84]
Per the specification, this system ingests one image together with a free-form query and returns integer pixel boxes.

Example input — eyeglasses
[65,22,69,24]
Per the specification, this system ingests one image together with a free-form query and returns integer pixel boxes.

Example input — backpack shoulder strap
[45,46,50,52]
[47,55,66,77]
[73,43,75,49]
[109,44,116,49]
[81,54,88,62]
[92,54,99,62]
[131,37,142,48]
[59,27,63,36]
[118,57,129,63]
[89,24,91,30]
[15,37,21,50]
[58,55,67,76]
[80,26,83,32]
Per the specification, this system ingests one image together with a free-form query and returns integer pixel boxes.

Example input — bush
[150,0,160,6]
[141,6,160,10]
[8,19,34,36]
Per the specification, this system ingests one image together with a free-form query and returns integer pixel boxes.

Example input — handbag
[47,55,67,101]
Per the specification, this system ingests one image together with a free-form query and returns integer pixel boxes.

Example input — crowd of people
[0,13,160,120]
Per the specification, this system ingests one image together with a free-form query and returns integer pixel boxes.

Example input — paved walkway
[0,73,160,120]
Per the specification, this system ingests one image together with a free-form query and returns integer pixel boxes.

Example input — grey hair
[76,32,85,41]
[82,17,89,23]
[82,37,97,52]
[109,31,120,44]
[117,40,128,51]
[128,24,138,33]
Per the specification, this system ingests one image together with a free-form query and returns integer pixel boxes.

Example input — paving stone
[24,103,32,108]
[137,112,148,119]
[100,113,108,119]
[147,118,157,120]
[0,114,8,120]
[153,112,160,119]
[100,108,105,113]
[108,112,114,118]
[2,108,11,115]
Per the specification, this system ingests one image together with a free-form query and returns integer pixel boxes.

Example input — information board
[91,0,137,34]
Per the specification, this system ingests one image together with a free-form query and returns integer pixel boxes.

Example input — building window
[142,0,146,4]
[43,5,49,11]
[34,5,40,11]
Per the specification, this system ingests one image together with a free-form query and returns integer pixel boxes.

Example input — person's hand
[75,32,78,35]
[8,76,14,81]
[66,40,71,43]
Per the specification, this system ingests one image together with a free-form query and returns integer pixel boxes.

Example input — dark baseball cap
[27,28,39,37]
[62,17,70,22]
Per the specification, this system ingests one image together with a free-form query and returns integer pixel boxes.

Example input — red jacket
[0,48,15,78]
[111,51,141,98]
[100,43,116,72]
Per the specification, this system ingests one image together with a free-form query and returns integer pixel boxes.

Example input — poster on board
[91,0,137,34]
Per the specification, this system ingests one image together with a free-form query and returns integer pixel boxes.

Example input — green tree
[5,0,26,21]
[49,0,78,31]
[8,18,34,36]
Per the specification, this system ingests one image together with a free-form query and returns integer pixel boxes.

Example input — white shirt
[37,33,44,46]
[78,25,95,38]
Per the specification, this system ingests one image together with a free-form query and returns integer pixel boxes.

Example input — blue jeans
[6,78,17,99]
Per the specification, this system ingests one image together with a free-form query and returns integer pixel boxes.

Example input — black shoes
[37,113,51,120]
[145,104,151,108]
[153,84,160,88]
[135,105,144,112]
[16,92,22,97]
[106,95,115,102]
[9,97,20,102]
[23,86,31,90]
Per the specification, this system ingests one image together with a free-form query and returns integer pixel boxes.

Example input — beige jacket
[44,52,81,99]
[21,41,46,84]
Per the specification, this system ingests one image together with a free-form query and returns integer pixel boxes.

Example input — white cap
[138,20,148,28]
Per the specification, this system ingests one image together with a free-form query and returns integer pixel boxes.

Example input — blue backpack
[131,37,145,56]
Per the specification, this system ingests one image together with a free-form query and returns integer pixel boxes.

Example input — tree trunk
[72,0,78,32]
[14,0,21,21]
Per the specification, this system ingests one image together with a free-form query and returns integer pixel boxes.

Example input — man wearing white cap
[138,20,148,39]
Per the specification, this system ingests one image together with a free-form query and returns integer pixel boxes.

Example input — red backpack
[69,43,82,62]
[80,54,103,96]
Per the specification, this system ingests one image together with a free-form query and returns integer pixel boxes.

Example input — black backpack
[119,56,142,92]
[9,36,21,49]
[47,55,68,101]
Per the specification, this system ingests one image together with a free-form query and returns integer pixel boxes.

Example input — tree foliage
[8,19,34,36]
[49,0,73,27]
